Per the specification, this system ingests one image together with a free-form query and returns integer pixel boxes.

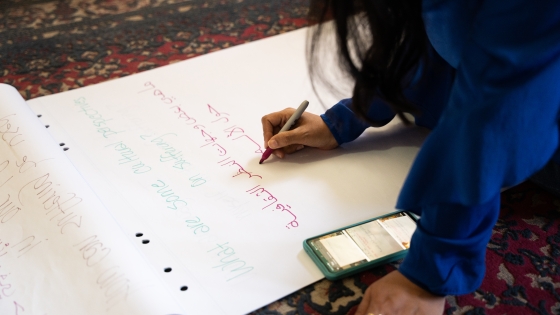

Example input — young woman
[261,0,560,314]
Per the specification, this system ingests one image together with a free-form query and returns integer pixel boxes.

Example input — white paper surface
[10,27,429,314]
[0,84,184,314]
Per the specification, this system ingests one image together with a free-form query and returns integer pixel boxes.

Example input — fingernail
[269,139,278,149]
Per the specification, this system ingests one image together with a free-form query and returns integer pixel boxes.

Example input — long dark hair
[308,0,427,124]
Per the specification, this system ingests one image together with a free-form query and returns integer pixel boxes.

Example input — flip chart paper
[2,27,429,314]
[0,84,184,314]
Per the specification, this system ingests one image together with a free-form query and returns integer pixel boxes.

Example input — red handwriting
[141,82,300,228]
[138,81,175,104]
[207,104,231,127]
[0,238,9,257]
[0,266,27,314]
[13,301,24,315]
[169,105,197,125]
[245,185,277,209]
[232,135,263,154]
[246,185,298,229]
[142,82,263,175]
[0,266,27,315]
[218,157,262,179]
[221,126,264,153]
[141,82,263,155]
[0,270,16,299]
[222,125,263,154]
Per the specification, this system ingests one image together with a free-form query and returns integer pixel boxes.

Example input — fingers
[261,108,338,160]
[354,285,373,315]
[261,108,296,159]
[261,108,295,147]
[268,129,301,149]
[354,271,446,315]
[268,135,304,159]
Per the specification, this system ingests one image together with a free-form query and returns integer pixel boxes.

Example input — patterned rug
[2,1,560,314]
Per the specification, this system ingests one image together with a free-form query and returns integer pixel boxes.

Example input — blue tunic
[320,0,560,295]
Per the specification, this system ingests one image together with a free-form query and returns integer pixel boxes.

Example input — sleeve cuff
[398,194,501,295]
[320,98,395,145]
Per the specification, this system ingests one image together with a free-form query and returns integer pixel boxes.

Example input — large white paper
[0,84,183,314]
[9,27,428,314]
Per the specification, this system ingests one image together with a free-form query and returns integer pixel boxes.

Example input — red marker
[260,100,309,164]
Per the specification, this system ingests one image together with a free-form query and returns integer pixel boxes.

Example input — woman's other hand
[261,108,338,159]
[355,270,445,315]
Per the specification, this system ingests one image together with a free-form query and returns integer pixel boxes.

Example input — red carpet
[2,1,559,314]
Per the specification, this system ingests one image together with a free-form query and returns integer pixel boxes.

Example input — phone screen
[307,212,417,273]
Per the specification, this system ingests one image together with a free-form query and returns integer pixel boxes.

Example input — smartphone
[303,211,418,280]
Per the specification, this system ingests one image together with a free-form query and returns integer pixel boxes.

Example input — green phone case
[303,211,418,280]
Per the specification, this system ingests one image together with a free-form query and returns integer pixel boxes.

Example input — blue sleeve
[399,0,560,209]
[399,193,500,295]
[320,98,395,145]
[320,44,454,145]
[396,0,560,295]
